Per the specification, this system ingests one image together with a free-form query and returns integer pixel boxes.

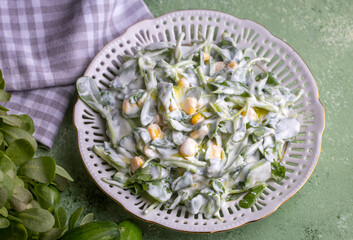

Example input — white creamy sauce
[78,32,302,218]
[276,118,301,140]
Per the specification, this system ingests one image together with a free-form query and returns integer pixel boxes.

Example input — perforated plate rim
[73,10,325,233]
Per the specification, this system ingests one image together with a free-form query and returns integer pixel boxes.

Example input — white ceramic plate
[73,10,325,233]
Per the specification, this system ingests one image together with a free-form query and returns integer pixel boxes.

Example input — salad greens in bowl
[74,10,325,232]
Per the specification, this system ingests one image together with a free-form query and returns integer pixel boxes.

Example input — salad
[76,30,303,219]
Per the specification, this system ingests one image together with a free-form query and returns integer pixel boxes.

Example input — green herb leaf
[8,185,33,212]
[133,162,167,182]
[226,193,242,201]
[0,131,4,147]
[142,179,172,202]
[18,156,56,184]
[54,206,66,229]
[0,70,4,90]
[0,187,8,208]
[267,72,280,86]
[271,161,286,181]
[0,105,9,112]
[13,175,25,188]
[48,185,61,204]
[0,152,16,175]
[5,139,36,166]
[239,184,266,209]
[0,206,8,217]
[80,213,94,226]
[39,227,66,240]
[118,220,142,240]
[7,214,23,223]
[76,76,104,113]
[12,222,28,240]
[53,174,69,192]
[0,222,28,240]
[0,89,11,102]
[93,145,128,170]
[0,125,37,151]
[55,165,74,182]
[129,183,143,195]
[0,114,23,127]
[15,114,35,134]
[33,184,55,209]
[68,207,83,230]
[16,208,55,233]
[0,216,10,228]
[211,179,225,194]
[255,72,267,81]
[0,172,15,207]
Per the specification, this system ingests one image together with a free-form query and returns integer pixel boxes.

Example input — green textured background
[37,0,353,239]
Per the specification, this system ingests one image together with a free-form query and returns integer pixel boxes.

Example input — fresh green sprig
[0,70,143,240]
[0,72,74,239]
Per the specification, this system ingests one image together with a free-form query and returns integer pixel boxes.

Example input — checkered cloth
[0,0,152,147]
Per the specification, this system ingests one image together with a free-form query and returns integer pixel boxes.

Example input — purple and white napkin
[0,0,152,147]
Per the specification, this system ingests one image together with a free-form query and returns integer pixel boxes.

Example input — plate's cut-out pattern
[74,10,325,233]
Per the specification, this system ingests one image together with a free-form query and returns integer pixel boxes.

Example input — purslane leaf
[53,174,69,192]
[55,165,74,182]
[0,125,37,151]
[0,70,4,90]
[39,227,66,240]
[79,213,94,226]
[0,216,10,228]
[7,214,23,223]
[0,152,16,175]
[0,131,4,147]
[16,208,55,233]
[0,105,9,112]
[15,114,35,134]
[0,115,23,127]
[49,185,61,204]
[271,161,286,181]
[76,76,104,113]
[0,89,11,102]
[0,69,81,240]
[0,222,28,240]
[0,169,15,207]
[0,206,8,217]
[13,175,25,188]
[54,206,66,229]
[18,156,56,184]
[8,186,33,212]
[11,222,28,240]
[68,207,83,231]
[239,184,266,209]
[33,184,55,209]
[5,139,36,166]
[0,187,8,208]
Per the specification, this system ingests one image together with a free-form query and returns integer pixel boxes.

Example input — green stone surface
[37,0,353,239]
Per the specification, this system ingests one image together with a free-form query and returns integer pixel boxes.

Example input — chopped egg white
[180,138,198,157]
